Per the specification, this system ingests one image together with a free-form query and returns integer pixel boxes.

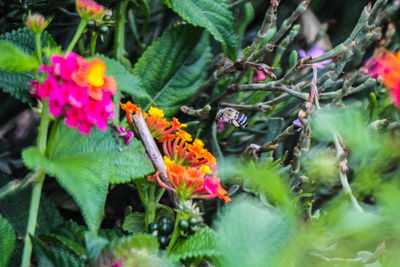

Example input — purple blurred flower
[253,69,267,83]
[299,46,332,69]
[292,119,303,132]
[117,126,134,145]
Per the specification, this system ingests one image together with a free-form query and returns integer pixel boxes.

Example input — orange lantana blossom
[120,102,231,202]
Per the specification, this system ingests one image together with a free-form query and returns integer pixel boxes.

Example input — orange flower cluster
[365,49,400,107]
[120,102,231,202]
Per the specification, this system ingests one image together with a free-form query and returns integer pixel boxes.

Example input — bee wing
[232,120,240,128]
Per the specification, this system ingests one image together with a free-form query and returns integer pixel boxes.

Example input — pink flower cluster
[33,52,117,134]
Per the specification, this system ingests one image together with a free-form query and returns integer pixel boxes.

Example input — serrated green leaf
[170,227,219,261]
[52,220,86,246]
[95,54,150,101]
[0,28,57,54]
[0,214,15,267]
[22,123,154,231]
[32,235,85,267]
[0,41,38,72]
[214,196,292,267]
[122,212,146,234]
[0,28,57,103]
[132,24,211,116]
[163,0,237,59]
[41,234,87,257]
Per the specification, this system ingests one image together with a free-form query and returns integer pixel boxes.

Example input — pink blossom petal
[203,177,218,197]
[253,69,267,83]
[67,83,89,108]
[217,119,225,131]
[111,258,122,267]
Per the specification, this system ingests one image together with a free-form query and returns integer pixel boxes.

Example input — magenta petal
[48,99,64,116]
[111,259,122,267]
[203,177,218,197]
[253,69,267,83]
[78,120,92,135]
[217,120,225,131]
[67,84,89,108]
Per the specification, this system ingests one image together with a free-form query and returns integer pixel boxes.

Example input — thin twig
[181,105,211,117]
[132,114,167,180]
[216,83,308,103]
[333,134,364,213]
[220,102,274,112]
[269,0,310,45]
[131,113,179,205]
[243,124,298,158]
[242,0,280,62]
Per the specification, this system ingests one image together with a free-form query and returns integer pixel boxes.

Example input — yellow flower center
[149,106,165,118]
[200,165,212,175]
[87,60,105,87]
[164,156,175,167]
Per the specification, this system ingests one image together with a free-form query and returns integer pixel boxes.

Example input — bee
[215,108,248,129]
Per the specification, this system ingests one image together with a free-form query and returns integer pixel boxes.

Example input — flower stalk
[66,19,88,53]
[21,98,50,267]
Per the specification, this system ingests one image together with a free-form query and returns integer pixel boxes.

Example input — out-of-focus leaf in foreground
[213,196,293,267]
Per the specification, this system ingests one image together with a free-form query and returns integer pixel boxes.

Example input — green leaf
[163,0,237,59]
[95,54,150,101]
[0,214,15,267]
[0,187,63,237]
[31,235,85,267]
[0,28,57,54]
[213,196,292,266]
[0,28,57,103]
[0,41,38,72]
[41,234,87,257]
[22,123,154,231]
[132,24,211,116]
[85,232,109,262]
[170,227,219,261]
[122,212,146,234]
[52,220,86,246]
[114,234,174,267]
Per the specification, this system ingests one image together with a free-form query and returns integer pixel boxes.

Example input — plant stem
[166,212,181,253]
[21,99,50,267]
[155,188,165,203]
[66,19,88,53]
[333,134,364,213]
[34,33,43,66]
[113,1,128,61]
[113,0,128,123]
[145,183,156,227]
[90,32,98,56]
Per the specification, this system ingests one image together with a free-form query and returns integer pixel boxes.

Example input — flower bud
[25,13,50,33]
[76,0,106,20]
